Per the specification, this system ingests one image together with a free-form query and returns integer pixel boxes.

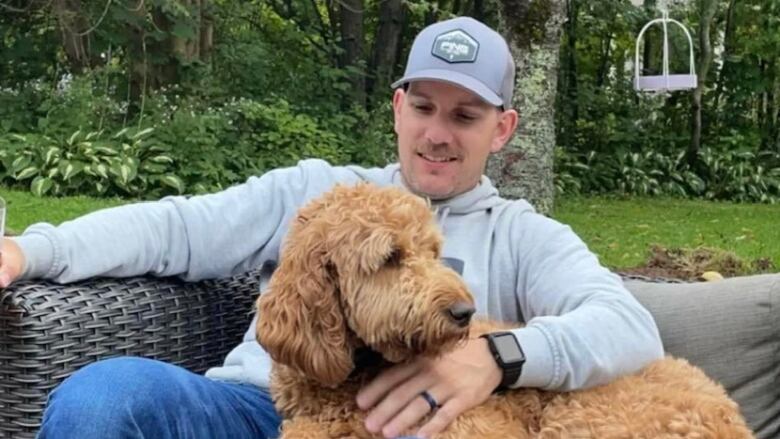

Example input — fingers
[0,247,10,288]
[0,260,8,288]
[380,387,450,439]
[356,361,421,410]
[359,338,499,438]
[362,365,437,435]
[0,238,24,288]
[416,398,466,439]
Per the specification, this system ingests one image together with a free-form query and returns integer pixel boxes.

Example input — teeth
[421,154,454,162]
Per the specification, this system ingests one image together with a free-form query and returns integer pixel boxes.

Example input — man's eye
[413,103,432,112]
[456,113,477,122]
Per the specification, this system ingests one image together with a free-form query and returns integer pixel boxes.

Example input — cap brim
[391,69,503,107]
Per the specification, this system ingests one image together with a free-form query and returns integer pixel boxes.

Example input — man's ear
[490,108,519,153]
[392,88,406,135]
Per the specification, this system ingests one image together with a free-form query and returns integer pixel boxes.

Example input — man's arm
[507,212,664,391]
[1,163,324,285]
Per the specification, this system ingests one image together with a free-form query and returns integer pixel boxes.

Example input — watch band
[498,360,523,389]
[481,332,525,391]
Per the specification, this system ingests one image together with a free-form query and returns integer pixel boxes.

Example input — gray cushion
[625,274,780,439]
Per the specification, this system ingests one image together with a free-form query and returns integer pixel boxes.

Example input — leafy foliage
[1,0,777,204]
[555,0,779,202]
[0,80,394,197]
[0,128,183,198]
[556,147,780,203]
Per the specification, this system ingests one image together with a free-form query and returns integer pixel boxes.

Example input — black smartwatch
[480,332,525,391]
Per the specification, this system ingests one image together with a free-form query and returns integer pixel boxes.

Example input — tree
[338,0,366,107]
[488,0,566,214]
[711,0,737,124]
[687,0,719,163]
[367,0,405,103]
[1,0,215,110]
[558,0,578,147]
[52,0,95,73]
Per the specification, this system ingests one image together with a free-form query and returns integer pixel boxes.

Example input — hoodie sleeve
[13,161,336,283]
[506,211,664,391]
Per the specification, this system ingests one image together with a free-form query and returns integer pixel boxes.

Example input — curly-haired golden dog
[256,183,753,439]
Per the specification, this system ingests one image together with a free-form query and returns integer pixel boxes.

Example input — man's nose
[424,118,453,146]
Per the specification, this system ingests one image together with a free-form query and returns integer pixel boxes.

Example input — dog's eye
[384,248,402,267]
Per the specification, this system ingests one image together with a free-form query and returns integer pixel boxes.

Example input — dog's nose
[447,302,475,327]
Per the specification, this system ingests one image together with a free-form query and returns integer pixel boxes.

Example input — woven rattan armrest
[0,271,696,438]
[0,270,260,439]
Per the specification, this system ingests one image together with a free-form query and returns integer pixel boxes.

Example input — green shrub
[555,147,779,203]
[147,97,380,194]
[0,82,396,199]
[696,148,780,203]
[0,128,184,198]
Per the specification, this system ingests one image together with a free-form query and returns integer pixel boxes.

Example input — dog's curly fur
[256,183,754,439]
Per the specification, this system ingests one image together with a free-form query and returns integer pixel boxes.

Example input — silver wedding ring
[419,390,440,412]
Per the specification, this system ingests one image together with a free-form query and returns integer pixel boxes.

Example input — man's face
[393,81,518,200]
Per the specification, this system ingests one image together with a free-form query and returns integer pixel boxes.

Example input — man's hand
[0,238,25,288]
[356,337,502,439]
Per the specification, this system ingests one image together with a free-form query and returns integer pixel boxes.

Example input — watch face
[494,333,525,364]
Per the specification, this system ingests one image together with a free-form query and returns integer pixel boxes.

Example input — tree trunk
[712,0,736,122]
[125,0,213,113]
[452,0,463,16]
[760,59,776,151]
[200,2,214,63]
[367,0,404,102]
[596,34,612,89]
[149,9,178,87]
[338,0,366,108]
[472,0,485,21]
[642,0,657,76]
[557,0,577,150]
[688,0,719,165]
[52,0,92,73]
[759,1,778,152]
[565,0,578,118]
[488,0,566,215]
[166,0,214,66]
[168,0,212,64]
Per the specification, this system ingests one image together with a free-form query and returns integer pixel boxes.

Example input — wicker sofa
[1,270,778,438]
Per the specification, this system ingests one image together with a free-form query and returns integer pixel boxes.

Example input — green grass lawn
[1,187,127,234]
[554,196,780,270]
[2,186,778,272]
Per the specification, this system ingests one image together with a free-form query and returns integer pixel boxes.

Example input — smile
[418,153,457,163]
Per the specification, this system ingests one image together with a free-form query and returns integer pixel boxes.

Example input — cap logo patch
[432,29,479,63]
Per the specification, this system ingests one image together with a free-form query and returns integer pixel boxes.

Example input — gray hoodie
[14,159,663,391]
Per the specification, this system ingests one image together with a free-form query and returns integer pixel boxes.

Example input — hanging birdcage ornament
[634,8,697,92]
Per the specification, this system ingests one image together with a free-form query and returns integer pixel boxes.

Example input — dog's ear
[340,228,398,276]
[255,211,353,388]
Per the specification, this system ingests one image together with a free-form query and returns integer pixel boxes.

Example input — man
[0,16,663,439]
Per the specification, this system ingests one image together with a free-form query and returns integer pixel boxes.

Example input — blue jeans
[37,357,282,439]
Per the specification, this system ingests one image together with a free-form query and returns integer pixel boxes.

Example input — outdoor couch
[0,270,778,438]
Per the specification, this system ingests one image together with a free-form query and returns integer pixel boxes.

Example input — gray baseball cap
[391,17,515,110]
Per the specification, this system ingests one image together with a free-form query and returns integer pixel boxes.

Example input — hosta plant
[2,128,185,198]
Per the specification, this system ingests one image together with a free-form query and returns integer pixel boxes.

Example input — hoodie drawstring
[435,206,451,234]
